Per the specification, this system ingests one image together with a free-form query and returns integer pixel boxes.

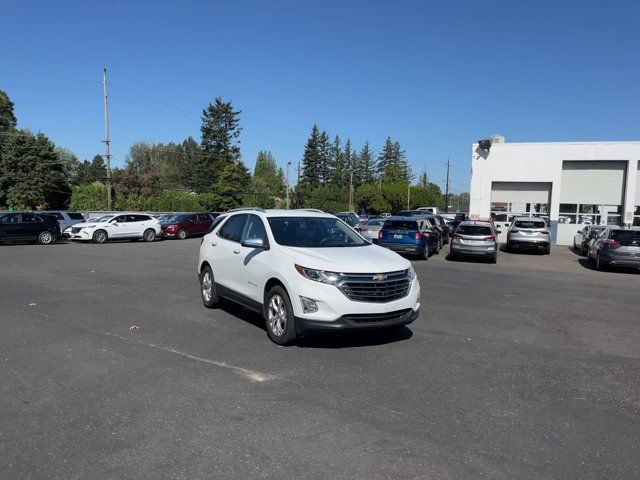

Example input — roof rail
[226,206,266,213]
[298,208,324,213]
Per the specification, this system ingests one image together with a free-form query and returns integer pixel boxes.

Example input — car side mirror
[111,222,118,226]
[241,237,268,250]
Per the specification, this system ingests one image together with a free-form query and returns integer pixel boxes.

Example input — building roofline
[472,140,640,147]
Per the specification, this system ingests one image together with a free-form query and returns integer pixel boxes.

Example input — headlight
[295,264,341,285]
[406,265,416,281]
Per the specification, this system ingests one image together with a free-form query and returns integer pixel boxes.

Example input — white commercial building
[469,137,640,245]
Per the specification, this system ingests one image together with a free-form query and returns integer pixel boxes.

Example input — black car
[0,212,61,244]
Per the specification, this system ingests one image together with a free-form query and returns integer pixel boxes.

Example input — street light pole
[286,160,291,209]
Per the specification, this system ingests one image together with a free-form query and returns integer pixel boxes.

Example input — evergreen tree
[379,137,409,183]
[300,124,322,187]
[199,97,242,190]
[212,161,251,211]
[252,151,285,208]
[378,137,394,180]
[318,130,332,184]
[393,141,410,182]
[0,130,70,209]
[359,141,376,183]
[329,135,345,186]
[0,90,17,132]
[418,172,429,188]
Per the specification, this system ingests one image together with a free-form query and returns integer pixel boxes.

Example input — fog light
[300,296,318,313]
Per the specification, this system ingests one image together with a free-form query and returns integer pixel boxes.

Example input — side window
[134,215,149,222]
[112,215,127,223]
[189,214,199,222]
[198,214,209,222]
[218,214,248,243]
[242,215,268,243]
[207,215,226,234]
[21,213,39,223]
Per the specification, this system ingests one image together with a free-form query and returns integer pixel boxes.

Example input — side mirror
[241,237,268,249]
[111,222,118,226]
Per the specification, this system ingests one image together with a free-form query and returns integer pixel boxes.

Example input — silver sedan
[359,219,385,243]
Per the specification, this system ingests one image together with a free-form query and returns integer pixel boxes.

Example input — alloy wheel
[268,294,287,336]
[201,271,212,302]
[39,232,52,244]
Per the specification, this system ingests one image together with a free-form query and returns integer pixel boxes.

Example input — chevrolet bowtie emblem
[373,273,387,281]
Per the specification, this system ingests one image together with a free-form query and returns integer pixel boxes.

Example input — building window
[634,206,640,227]
[559,203,622,225]
[491,202,549,223]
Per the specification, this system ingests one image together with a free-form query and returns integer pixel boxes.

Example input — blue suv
[379,217,440,259]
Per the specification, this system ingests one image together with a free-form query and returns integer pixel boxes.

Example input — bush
[69,182,108,210]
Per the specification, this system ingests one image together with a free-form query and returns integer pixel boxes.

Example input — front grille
[338,270,411,303]
[342,309,413,323]
[71,227,82,234]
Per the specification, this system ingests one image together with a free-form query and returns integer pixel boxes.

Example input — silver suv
[450,220,499,263]
[587,227,640,271]
[506,217,551,254]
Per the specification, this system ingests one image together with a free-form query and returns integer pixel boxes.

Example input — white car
[198,208,421,345]
[65,213,161,243]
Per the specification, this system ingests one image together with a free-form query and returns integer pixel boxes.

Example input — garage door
[490,182,551,204]
[560,161,626,205]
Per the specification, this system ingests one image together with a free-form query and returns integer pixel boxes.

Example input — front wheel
[143,229,156,242]
[265,286,297,346]
[92,229,107,244]
[37,231,54,245]
[177,229,187,240]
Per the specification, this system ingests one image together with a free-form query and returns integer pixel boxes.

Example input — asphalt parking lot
[1,240,639,479]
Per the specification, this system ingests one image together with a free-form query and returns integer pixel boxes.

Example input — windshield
[90,215,114,223]
[268,217,368,248]
[514,220,546,229]
[457,225,492,236]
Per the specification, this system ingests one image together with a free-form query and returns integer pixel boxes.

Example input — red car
[160,213,215,239]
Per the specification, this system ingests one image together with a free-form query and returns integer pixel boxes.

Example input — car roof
[458,220,493,227]
[226,208,336,219]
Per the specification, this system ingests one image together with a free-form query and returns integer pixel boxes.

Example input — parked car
[425,214,451,243]
[65,213,161,243]
[161,213,214,239]
[573,225,606,256]
[506,217,551,254]
[449,221,499,263]
[0,212,61,245]
[587,227,640,271]
[197,208,420,345]
[359,218,385,243]
[378,217,440,259]
[37,210,85,232]
[416,207,440,214]
[335,211,361,230]
[379,213,391,218]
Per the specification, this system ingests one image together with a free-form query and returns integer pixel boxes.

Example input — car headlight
[406,265,416,281]
[295,264,341,285]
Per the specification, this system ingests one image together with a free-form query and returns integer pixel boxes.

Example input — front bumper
[295,307,419,334]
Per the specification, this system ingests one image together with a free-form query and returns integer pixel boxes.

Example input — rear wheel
[143,229,156,242]
[265,286,297,346]
[544,246,551,255]
[37,231,54,245]
[92,229,107,244]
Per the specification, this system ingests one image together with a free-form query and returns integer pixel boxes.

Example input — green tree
[300,124,322,196]
[358,141,376,183]
[330,135,345,187]
[417,172,429,188]
[318,130,332,184]
[356,183,390,214]
[198,97,242,190]
[212,161,251,210]
[251,151,285,208]
[0,130,70,209]
[0,90,17,132]
[56,147,82,186]
[69,182,108,210]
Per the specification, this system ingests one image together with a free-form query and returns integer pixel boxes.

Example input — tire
[490,253,497,264]
[177,229,187,240]
[596,253,606,271]
[37,231,54,245]
[422,247,429,260]
[544,246,550,255]
[200,265,220,308]
[92,229,108,244]
[264,285,297,346]
[143,229,156,242]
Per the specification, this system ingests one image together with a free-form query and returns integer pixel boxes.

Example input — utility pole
[296,162,300,208]
[348,169,354,212]
[444,156,451,213]
[286,160,291,209]
[102,68,112,211]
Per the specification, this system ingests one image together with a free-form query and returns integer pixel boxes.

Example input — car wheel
[200,265,219,308]
[596,253,606,271]
[422,248,430,260]
[37,231,54,245]
[491,253,497,264]
[92,229,107,244]
[177,229,187,240]
[143,229,156,242]
[265,286,297,346]
[544,246,550,255]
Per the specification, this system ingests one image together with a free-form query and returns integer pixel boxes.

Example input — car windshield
[514,220,546,229]
[268,217,368,248]
[457,225,492,236]
[159,214,183,222]
[610,230,640,246]
[91,215,114,223]
[383,220,418,230]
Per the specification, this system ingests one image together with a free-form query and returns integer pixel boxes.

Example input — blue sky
[2,0,639,194]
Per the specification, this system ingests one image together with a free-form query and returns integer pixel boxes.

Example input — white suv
[198,208,421,345]
[65,213,161,243]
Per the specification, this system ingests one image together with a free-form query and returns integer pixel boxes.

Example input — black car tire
[544,246,550,255]
[37,231,54,245]
[177,229,187,240]
[143,229,156,242]
[422,247,429,260]
[92,229,108,244]
[491,253,498,264]
[200,265,220,308]
[596,253,607,271]
[264,285,297,346]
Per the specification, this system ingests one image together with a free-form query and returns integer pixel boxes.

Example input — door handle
[211,241,217,246]
[233,248,240,254]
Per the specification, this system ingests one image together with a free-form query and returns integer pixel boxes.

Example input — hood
[278,244,410,273]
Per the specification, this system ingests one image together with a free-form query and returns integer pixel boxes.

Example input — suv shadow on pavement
[219,300,414,349]
[577,257,640,274]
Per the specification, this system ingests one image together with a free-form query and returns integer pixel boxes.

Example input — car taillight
[415,231,422,241]
[603,239,621,247]
[378,230,383,239]
[484,236,496,241]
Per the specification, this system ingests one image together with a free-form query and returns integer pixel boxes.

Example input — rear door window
[384,220,418,230]
[218,214,248,242]
[21,213,41,223]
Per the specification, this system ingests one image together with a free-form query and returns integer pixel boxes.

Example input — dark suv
[0,212,61,244]
[379,217,440,259]
[161,213,215,239]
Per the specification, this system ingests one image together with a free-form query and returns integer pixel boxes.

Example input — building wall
[470,141,640,245]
